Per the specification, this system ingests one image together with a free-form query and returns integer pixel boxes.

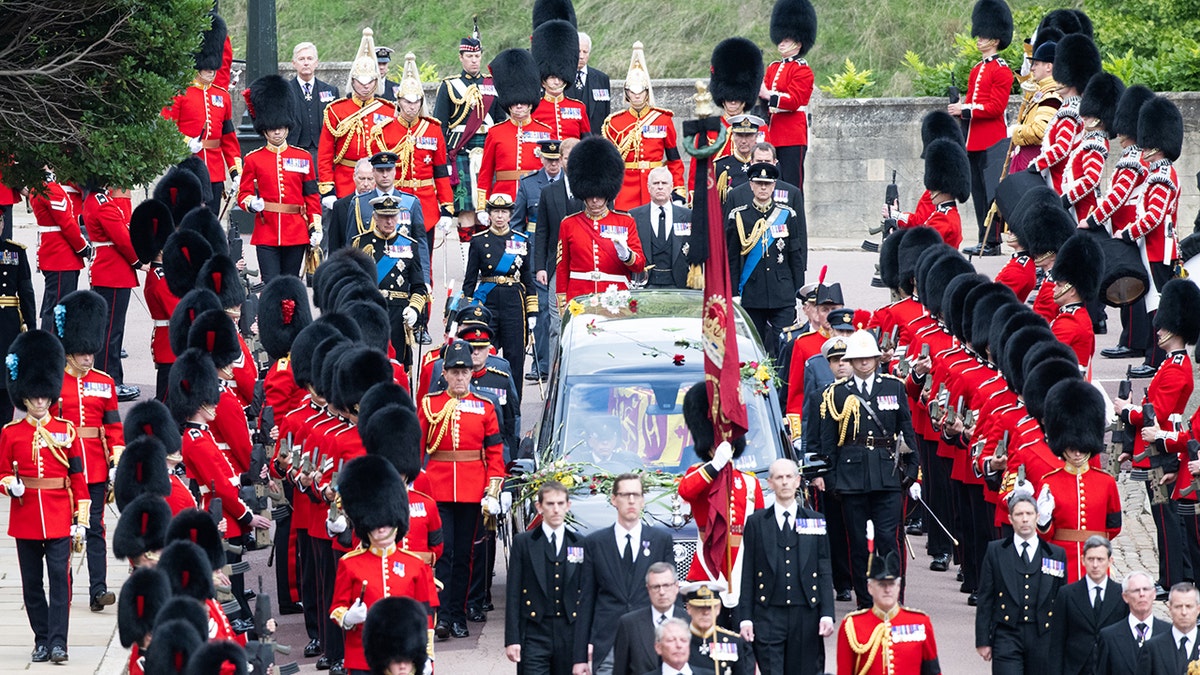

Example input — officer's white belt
[569,271,627,284]
[37,226,61,234]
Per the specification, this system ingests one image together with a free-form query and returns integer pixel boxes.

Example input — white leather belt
[93,241,114,247]
[569,271,627,284]
[37,226,61,234]
[451,125,467,133]
[153,320,170,327]
[216,442,231,450]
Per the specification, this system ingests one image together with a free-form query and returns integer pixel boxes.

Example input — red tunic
[476,118,551,207]
[784,329,832,419]
[144,263,178,365]
[403,488,444,564]
[418,391,505,503]
[1032,97,1083,193]
[1037,465,1122,583]
[31,181,87,272]
[837,606,941,675]
[318,96,397,197]
[1061,131,1108,219]
[1128,160,1180,264]
[602,106,685,210]
[166,473,197,515]
[161,82,242,182]
[677,462,762,584]
[762,58,813,148]
[868,297,923,355]
[1126,351,1193,470]
[181,423,252,537]
[263,357,304,415]
[238,143,320,247]
[53,368,124,484]
[923,202,963,250]
[82,192,139,289]
[554,210,646,302]
[531,93,591,141]
[896,191,935,230]
[1031,277,1057,323]
[1091,147,1148,231]
[226,335,257,407]
[961,56,1012,152]
[0,416,90,539]
[994,252,1037,302]
[376,115,454,231]
[1050,304,1094,371]
[210,385,251,475]
[301,414,343,539]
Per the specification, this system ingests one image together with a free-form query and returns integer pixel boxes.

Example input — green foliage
[902,32,1024,98]
[819,59,875,99]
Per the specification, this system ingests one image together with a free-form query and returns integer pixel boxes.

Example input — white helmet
[841,330,882,360]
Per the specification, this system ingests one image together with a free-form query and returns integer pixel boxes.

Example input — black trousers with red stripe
[16,536,71,650]
[92,286,130,385]
[39,270,79,331]
[776,144,807,192]
[436,502,484,624]
[1149,482,1188,587]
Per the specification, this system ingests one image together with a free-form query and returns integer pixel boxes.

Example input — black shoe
[120,348,128,359]
[435,621,450,641]
[979,245,1001,257]
[960,581,973,594]
[450,621,471,638]
[31,645,48,663]
[467,606,487,622]
[279,602,304,615]
[316,656,331,670]
[416,327,433,345]
[835,589,852,602]
[483,601,495,612]
[956,567,964,582]
[1101,346,1141,359]
[967,592,979,607]
[116,384,141,402]
[930,554,950,572]
[524,371,547,382]
[1093,319,1107,335]
[90,590,116,611]
[905,518,924,536]
[50,646,68,664]
[1130,364,1158,378]
[304,639,322,658]
[329,660,347,675]
[962,244,983,256]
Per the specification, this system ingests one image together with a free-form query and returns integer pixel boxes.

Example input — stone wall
[267,62,1200,240]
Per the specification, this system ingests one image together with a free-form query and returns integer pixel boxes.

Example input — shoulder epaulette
[1115,155,1147,173]
[845,607,872,618]
[879,373,904,383]
[410,488,435,502]
[1147,171,1178,191]
[209,84,230,94]
[1171,352,1187,365]
[900,606,930,616]
[187,428,204,440]
[485,366,512,378]
[651,106,675,116]
[1081,137,1108,154]
[276,356,291,371]
[341,547,368,560]
[2,419,20,429]
[90,368,112,379]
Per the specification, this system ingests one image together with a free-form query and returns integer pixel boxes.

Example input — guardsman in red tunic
[318,28,398,202]
[51,290,125,612]
[476,49,551,234]
[418,341,505,639]
[762,0,816,191]
[554,136,646,308]
[82,187,140,402]
[837,550,941,675]
[916,139,970,250]
[239,74,322,281]
[0,331,89,665]
[1028,34,1101,193]
[1014,191,1075,323]
[702,38,766,198]
[195,254,257,407]
[332,456,439,673]
[30,170,90,329]
[530,20,591,141]
[116,566,171,675]
[128,200,177,401]
[602,42,685,211]
[1154,285,1200,568]
[995,226,1038,303]
[1049,233,1103,372]
[120,400,194,517]
[1060,73,1122,221]
[160,15,241,216]
[1034,380,1121,583]
[186,310,252,475]
[157,539,240,642]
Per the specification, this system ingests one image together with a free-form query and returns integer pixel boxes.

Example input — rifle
[947,73,961,104]
[327,459,353,548]
[1132,391,1158,462]
[1110,366,1134,468]
[207,491,247,558]
[879,325,899,354]
[945,395,964,428]
[864,170,899,256]
[928,383,949,423]
[247,575,300,675]
[1180,440,1200,498]
[248,406,276,549]
[995,431,1010,461]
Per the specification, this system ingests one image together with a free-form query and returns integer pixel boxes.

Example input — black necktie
[1021,541,1030,564]
[550,532,558,555]
[781,511,791,533]
[303,82,311,98]
[1136,622,1148,646]
[623,533,634,566]
[657,612,668,625]
[658,206,667,240]
[1093,586,1103,619]
[576,70,584,89]
[1180,636,1189,663]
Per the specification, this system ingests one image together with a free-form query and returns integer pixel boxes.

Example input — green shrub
[820,59,875,98]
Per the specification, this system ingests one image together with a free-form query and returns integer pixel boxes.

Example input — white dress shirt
[614,522,644,561]
[1128,613,1155,643]
[1013,534,1038,563]
[543,523,565,555]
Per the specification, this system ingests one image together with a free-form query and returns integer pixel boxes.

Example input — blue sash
[474,231,528,303]
[376,256,399,285]
[738,208,788,295]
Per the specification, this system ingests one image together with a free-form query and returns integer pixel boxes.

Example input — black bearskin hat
[54,289,107,355]
[913,245,954,297]
[1052,34,1101,92]
[315,311,363,342]
[567,137,624,201]
[258,275,313,362]
[145,620,204,675]
[683,382,746,461]
[186,309,241,370]
[990,309,1047,376]
[166,508,226,572]
[170,289,223,357]
[1112,84,1155,140]
[1038,9,1082,37]
[1023,357,1081,421]
[118,566,171,648]
[342,301,391,353]
[924,139,971,202]
[532,20,578,84]
[966,283,1018,354]
[359,383,416,429]
[185,640,248,675]
[943,273,989,342]
[364,597,429,675]
[1138,96,1184,162]
[330,346,391,413]
[113,494,173,562]
[879,229,907,291]
[168,349,220,425]
[178,155,214,204]
[1071,10,1094,38]
[532,0,577,29]
[153,167,204,225]
[1154,279,1200,344]
[971,0,1014,50]
[769,0,817,55]
[6,330,64,411]
[710,38,764,109]
[197,254,245,310]
[331,278,384,313]
[490,49,542,111]
[114,436,172,509]
[154,597,209,648]
[1017,188,1074,257]
[897,227,944,296]
[313,248,375,310]
[290,322,340,390]
[362,404,423,480]
[195,13,227,71]
[130,199,175,264]
[157,540,215,601]
[246,74,295,135]
[920,111,964,158]
[921,253,974,317]
[1079,72,1125,138]
[339,455,410,543]
[179,206,230,258]
[1002,326,1055,393]
[125,400,182,457]
[1043,379,1105,457]
[162,230,215,298]
[1051,233,1105,302]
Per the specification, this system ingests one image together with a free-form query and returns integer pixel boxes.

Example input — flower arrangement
[739,358,779,397]
[567,286,639,318]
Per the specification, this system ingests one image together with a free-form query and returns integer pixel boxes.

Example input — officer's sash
[374,235,415,286]
[474,230,528,302]
[737,207,788,295]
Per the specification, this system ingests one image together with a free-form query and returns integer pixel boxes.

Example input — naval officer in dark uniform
[351,194,428,365]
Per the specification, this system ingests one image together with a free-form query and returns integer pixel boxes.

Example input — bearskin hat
[114,436,171,509]
[153,167,204,225]
[118,566,171,648]
[490,49,542,111]
[683,382,747,461]
[532,20,578,84]
[178,155,214,204]
[125,400,182,457]
[166,508,226,572]
[982,302,1022,363]
[1112,84,1156,140]
[971,0,1013,50]
[130,199,175,264]
[1154,279,1200,344]
[897,227,945,296]
[1038,9,1082,37]
[710,38,764,110]
[1053,34,1101,92]
[113,494,173,562]
[195,13,227,71]
[246,74,294,135]
[258,275,313,362]
[54,290,107,355]
[339,455,410,543]
[1180,232,1200,264]
[330,346,391,413]
[1023,357,1081,421]
[313,248,375,310]
[567,137,624,201]
[920,111,964,158]
[314,337,350,400]
[1043,379,1105,457]
[154,597,209,647]
[6,330,65,411]
[185,640,248,675]
[1032,27,1063,57]
[921,253,974,317]
[168,349,221,425]
[943,273,989,342]
[197,254,245,310]
[532,0,576,29]
[993,170,1048,231]
[331,278,385,314]
[1079,72,1125,138]
[186,309,241,370]
[162,230,215,298]
[315,311,363,342]
[179,206,229,258]
[966,283,1018,354]
[361,404,423,480]
[769,0,817,55]
[990,308,1047,375]
[1138,96,1184,162]
[923,139,971,202]
[1052,233,1105,302]
[157,540,215,601]
[290,322,341,390]
[1071,9,1094,38]
[1002,326,1055,392]
[340,301,389,353]
[359,383,415,428]
[879,229,907,291]
[145,620,204,675]
[170,289,223,357]
[1017,188,1074,257]
[364,597,429,675]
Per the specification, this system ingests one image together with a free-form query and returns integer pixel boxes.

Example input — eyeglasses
[648,582,678,592]
[613,492,644,500]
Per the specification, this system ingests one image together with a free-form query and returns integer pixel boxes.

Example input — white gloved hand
[437,216,455,233]
[424,659,435,675]
[499,492,513,515]
[1007,124,1021,137]
[732,296,742,305]
[482,496,501,515]
[711,441,733,471]
[402,306,419,327]
[613,238,632,262]
[476,210,490,227]
[247,196,265,213]
[321,195,336,210]
[310,229,323,247]
[108,466,117,484]
[8,479,24,498]
[908,483,922,501]
[527,316,537,330]
[187,137,204,154]
[1010,478,1034,500]
[1036,484,1055,527]
[343,598,368,627]
[71,524,86,540]
[326,514,348,536]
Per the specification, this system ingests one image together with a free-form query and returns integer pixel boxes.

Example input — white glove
[108,466,116,484]
[1036,484,1055,527]
[476,210,490,227]
[527,316,537,330]
[613,238,631,262]
[309,229,323,247]
[402,306,419,327]
[321,195,336,210]
[343,598,368,627]
[482,496,501,515]
[71,524,86,540]
[711,441,733,471]
[187,137,204,154]
[326,514,348,536]
[732,296,742,305]
[247,196,265,213]
[1007,124,1021,137]
[424,659,434,675]
[8,479,24,498]
[908,483,922,501]
[1010,478,1034,500]
[437,216,455,233]
[499,492,513,515]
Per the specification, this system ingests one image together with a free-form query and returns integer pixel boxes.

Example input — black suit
[630,202,693,289]
[723,178,806,277]
[506,527,585,675]
[1137,628,1200,675]
[533,178,583,276]
[1097,617,1169,675]
[566,66,612,137]
[287,77,339,159]
[325,191,364,253]
[575,525,675,667]
[1047,577,1128,675]
[612,605,687,675]
[378,79,402,102]
[975,537,1068,675]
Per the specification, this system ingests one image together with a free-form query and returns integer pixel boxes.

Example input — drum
[1084,227,1148,307]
